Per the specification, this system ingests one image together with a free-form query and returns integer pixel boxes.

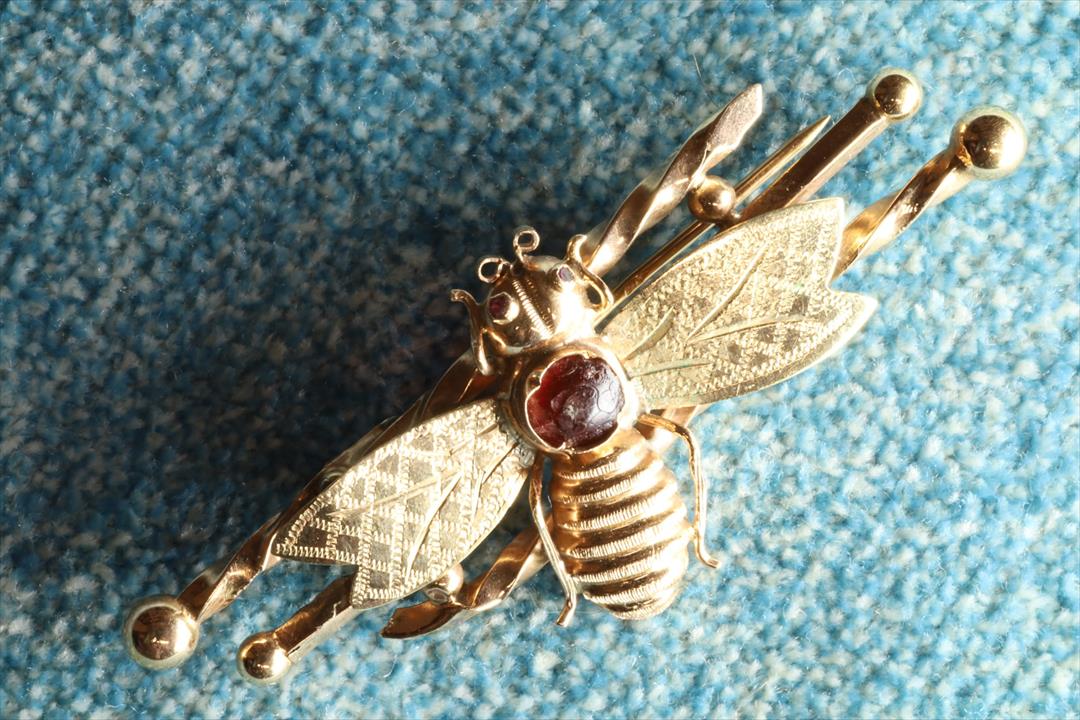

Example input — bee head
[452,227,614,358]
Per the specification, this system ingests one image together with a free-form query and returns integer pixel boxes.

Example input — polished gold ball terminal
[123,595,199,670]
[688,175,738,223]
[868,68,923,121]
[237,632,292,684]
[952,106,1027,179]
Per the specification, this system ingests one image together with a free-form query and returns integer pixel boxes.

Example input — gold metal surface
[123,595,200,670]
[835,106,1027,275]
[238,575,357,684]
[549,427,692,621]
[529,454,579,626]
[739,69,922,218]
[122,417,394,668]
[603,200,876,409]
[126,68,1026,683]
[612,113,832,305]
[687,175,737,223]
[637,412,718,569]
[381,521,548,638]
[580,84,764,275]
[273,398,533,605]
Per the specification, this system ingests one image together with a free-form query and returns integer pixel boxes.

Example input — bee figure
[124,69,1026,683]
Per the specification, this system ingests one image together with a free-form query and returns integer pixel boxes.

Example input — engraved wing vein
[600,199,877,409]
[271,400,533,605]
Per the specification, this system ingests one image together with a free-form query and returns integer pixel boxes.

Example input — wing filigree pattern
[601,199,877,409]
[273,400,533,605]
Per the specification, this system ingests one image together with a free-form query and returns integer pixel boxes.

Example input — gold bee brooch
[124,68,1026,683]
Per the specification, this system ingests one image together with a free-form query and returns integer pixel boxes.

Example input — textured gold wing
[273,399,534,606]
[600,198,877,409]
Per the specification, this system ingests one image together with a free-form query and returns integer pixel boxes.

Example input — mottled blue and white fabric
[2,1,1077,718]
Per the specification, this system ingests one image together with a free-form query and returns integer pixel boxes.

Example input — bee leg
[237,575,385,684]
[638,413,721,569]
[381,522,549,639]
[449,289,500,376]
[527,456,579,626]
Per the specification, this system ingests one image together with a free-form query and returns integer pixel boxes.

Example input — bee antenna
[477,256,510,284]
[566,234,588,265]
[566,234,614,310]
[512,226,541,260]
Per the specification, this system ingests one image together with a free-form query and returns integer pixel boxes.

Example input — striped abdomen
[549,429,692,619]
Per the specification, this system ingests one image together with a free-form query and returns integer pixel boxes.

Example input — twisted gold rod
[579,84,764,276]
[834,106,1026,277]
[612,114,832,304]
[654,99,1026,440]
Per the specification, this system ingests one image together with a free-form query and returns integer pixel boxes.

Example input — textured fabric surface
[2,1,1078,717]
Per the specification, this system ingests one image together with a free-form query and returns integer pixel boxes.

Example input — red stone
[526,354,624,450]
[487,293,511,319]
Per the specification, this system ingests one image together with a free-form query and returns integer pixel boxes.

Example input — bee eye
[486,292,518,323]
[553,264,575,284]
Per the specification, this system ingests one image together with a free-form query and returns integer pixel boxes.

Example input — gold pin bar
[237,576,361,684]
[610,70,924,306]
[612,114,832,303]
[739,69,923,219]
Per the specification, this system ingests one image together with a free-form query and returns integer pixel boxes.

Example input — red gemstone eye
[487,293,513,321]
[555,264,574,283]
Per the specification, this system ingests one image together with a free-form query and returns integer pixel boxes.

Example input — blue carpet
[2,1,1078,718]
